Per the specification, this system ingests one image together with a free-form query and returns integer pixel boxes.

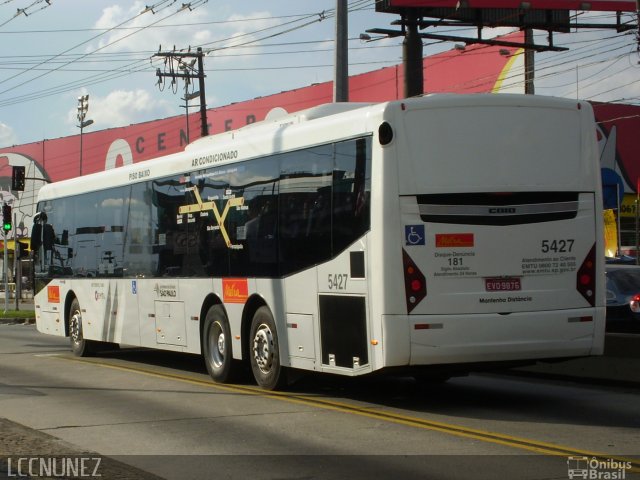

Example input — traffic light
[2,204,11,232]
[11,166,25,191]
[16,241,27,258]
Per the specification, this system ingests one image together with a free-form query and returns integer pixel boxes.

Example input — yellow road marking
[53,354,640,471]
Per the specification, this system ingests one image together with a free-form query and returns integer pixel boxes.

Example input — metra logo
[435,233,474,248]
[223,278,249,304]
[47,285,60,304]
[94,291,106,301]
[154,284,177,298]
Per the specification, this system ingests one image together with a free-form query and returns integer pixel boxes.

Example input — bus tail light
[576,244,596,307]
[403,249,426,313]
[630,294,640,313]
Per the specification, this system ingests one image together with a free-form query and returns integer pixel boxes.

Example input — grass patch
[0,308,35,318]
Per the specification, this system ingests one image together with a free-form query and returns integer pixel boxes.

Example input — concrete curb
[0,318,34,325]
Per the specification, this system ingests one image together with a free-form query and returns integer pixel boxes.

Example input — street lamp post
[77,95,94,176]
[181,90,200,144]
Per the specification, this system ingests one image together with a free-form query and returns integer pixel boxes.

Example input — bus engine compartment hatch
[319,294,368,368]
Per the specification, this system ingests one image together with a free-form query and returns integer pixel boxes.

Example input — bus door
[108,277,140,346]
[87,249,139,347]
[81,276,139,347]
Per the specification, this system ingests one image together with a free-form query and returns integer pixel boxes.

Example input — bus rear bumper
[381,308,606,367]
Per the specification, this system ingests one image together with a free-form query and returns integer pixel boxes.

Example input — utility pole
[77,95,94,176]
[13,210,18,311]
[524,28,535,94]
[2,227,6,313]
[182,90,200,144]
[334,0,349,102]
[154,46,209,137]
[403,11,424,98]
[2,203,9,313]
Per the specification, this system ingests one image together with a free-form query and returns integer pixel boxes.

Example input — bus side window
[279,146,332,275]
[229,157,279,277]
[332,138,371,254]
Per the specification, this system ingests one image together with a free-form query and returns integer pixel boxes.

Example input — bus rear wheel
[249,306,286,390]
[68,298,94,357]
[202,305,236,383]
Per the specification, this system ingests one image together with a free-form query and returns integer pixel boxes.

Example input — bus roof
[36,94,592,203]
[36,101,383,202]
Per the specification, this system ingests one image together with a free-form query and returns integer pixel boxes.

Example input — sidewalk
[0,295,35,325]
[0,418,165,480]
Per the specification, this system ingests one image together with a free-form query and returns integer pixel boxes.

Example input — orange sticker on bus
[435,233,474,248]
[223,278,249,304]
[47,285,60,303]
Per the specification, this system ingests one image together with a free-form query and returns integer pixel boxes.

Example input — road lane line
[50,354,640,471]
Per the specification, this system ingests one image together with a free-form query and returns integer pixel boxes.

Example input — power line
[0,12,321,33]
[0,1,638,130]
[0,1,378,109]
[0,40,400,67]
[0,0,175,92]
[0,5,343,108]
[0,4,354,108]
[0,0,51,29]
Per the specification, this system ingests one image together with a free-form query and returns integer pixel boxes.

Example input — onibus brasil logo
[178,185,246,250]
[567,456,632,479]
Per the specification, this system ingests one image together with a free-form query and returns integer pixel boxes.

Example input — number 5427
[328,273,348,290]
[541,239,574,253]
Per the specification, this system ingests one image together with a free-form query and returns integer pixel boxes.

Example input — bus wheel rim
[209,321,225,369]
[70,312,82,345]
[253,324,273,374]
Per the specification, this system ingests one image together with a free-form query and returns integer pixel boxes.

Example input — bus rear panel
[379,96,604,371]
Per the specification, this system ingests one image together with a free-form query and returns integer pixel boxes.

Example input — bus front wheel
[249,306,286,390]
[202,305,236,383]
[68,298,94,357]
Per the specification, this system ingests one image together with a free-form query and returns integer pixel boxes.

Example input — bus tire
[249,306,286,390]
[68,298,94,357]
[202,305,236,383]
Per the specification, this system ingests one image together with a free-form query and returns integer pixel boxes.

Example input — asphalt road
[0,324,639,480]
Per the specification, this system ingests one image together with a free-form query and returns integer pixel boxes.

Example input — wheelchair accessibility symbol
[405,225,425,246]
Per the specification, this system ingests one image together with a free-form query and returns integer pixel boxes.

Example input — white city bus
[32,94,605,390]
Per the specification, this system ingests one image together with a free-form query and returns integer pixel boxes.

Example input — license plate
[485,277,521,291]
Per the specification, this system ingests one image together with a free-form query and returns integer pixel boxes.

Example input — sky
[0,0,638,148]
